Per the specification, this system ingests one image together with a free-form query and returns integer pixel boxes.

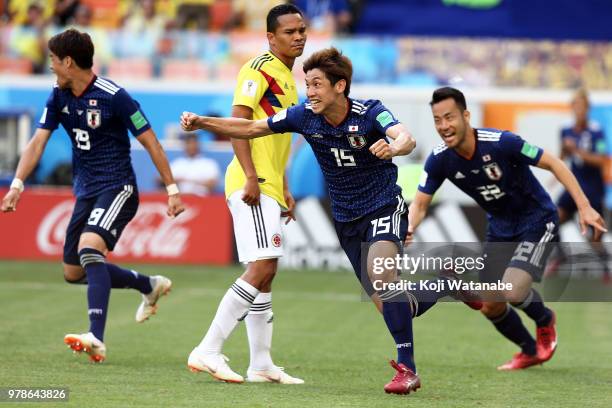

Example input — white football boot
[246,366,305,384]
[187,349,244,383]
[135,275,172,323]
[64,332,106,363]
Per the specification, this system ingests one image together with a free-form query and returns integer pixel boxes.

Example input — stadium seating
[0,56,33,75]
[161,59,210,81]
[107,58,153,79]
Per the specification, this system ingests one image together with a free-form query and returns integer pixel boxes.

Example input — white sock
[198,278,259,354]
[245,292,274,370]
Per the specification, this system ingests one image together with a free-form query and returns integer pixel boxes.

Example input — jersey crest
[87,109,101,129]
[347,134,367,149]
[483,162,503,180]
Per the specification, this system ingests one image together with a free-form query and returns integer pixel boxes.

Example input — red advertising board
[0,188,233,264]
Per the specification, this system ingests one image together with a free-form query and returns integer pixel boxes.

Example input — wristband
[10,178,24,193]
[166,183,179,196]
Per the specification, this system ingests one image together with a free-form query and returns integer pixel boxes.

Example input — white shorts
[228,190,284,263]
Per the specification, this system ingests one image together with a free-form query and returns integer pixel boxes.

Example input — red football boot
[383,360,421,395]
[536,310,557,362]
[497,352,541,371]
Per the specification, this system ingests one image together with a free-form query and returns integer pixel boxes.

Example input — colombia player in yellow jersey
[187,4,307,384]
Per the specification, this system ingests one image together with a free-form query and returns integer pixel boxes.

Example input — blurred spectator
[3,5,612,90]
[7,0,54,25]
[8,3,47,73]
[170,133,220,196]
[229,0,286,32]
[118,0,170,59]
[122,0,169,33]
[292,0,351,34]
[208,0,232,32]
[69,4,112,66]
[175,0,213,30]
[53,0,80,26]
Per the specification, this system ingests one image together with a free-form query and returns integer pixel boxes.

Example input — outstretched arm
[537,150,607,237]
[406,191,433,244]
[370,123,417,160]
[1,128,52,212]
[181,112,273,140]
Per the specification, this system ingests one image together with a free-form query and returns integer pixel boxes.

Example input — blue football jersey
[37,76,151,198]
[561,121,606,198]
[268,99,402,222]
[418,128,557,237]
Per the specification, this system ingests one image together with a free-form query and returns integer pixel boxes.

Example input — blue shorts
[333,196,408,296]
[480,216,559,283]
[63,185,139,265]
[557,189,603,215]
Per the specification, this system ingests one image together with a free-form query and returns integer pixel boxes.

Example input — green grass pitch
[1,260,611,407]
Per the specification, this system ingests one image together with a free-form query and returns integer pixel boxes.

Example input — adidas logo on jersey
[454,171,466,179]
[110,229,117,237]
[62,105,69,114]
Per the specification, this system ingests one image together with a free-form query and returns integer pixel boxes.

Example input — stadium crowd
[1,0,611,89]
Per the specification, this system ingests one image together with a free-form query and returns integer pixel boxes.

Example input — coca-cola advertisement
[0,188,233,264]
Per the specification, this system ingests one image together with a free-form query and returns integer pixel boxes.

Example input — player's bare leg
[370,292,383,313]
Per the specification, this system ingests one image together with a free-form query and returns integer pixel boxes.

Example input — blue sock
[488,305,536,355]
[379,290,416,372]
[409,277,451,317]
[79,248,110,342]
[511,289,552,327]
[106,263,152,294]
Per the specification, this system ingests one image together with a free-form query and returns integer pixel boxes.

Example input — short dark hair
[266,4,303,33]
[48,28,94,69]
[430,87,467,111]
[302,47,353,97]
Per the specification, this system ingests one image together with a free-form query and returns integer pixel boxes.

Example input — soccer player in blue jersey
[180,48,481,395]
[554,88,610,283]
[1,29,185,363]
[407,87,606,370]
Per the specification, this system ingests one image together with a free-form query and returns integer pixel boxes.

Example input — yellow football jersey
[225,51,298,208]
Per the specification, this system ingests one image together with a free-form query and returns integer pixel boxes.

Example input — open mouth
[442,133,455,144]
